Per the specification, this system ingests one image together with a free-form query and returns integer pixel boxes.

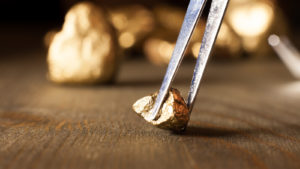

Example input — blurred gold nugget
[109,5,155,49]
[144,0,287,63]
[153,5,185,33]
[211,22,243,58]
[48,2,118,84]
[44,30,57,48]
[144,5,206,65]
[144,37,175,66]
[143,5,183,65]
[150,4,242,59]
[223,0,287,56]
[133,88,190,131]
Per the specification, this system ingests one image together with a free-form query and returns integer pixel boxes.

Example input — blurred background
[0,0,299,84]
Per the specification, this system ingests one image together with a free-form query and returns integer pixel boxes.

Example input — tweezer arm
[149,0,207,120]
[187,0,229,111]
[268,35,300,79]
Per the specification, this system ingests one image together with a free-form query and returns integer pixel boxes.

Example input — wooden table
[0,50,300,169]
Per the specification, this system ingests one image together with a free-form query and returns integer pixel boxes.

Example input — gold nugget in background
[47,2,118,84]
[224,0,272,56]
[46,0,289,76]
[211,22,243,59]
[143,5,188,66]
[222,0,288,57]
[144,37,175,66]
[109,5,155,50]
[144,0,288,65]
[189,0,287,59]
[143,5,213,65]
[44,30,58,48]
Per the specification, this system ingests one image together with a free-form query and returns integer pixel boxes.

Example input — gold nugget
[47,2,118,84]
[133,88,190,131]
[109,5,155,50]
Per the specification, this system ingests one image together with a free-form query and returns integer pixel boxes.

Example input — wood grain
[0,50,300,169]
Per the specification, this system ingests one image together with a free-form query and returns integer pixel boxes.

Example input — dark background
[0,0,299,56]
[0,0,299,28]
[0,0,188,24]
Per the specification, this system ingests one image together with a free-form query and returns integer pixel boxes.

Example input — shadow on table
[180,125,244,137]
[179,123,300,139]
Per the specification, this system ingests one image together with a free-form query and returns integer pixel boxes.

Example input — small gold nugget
[133,88,190,131]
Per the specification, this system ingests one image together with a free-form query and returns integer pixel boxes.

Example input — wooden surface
[0,51,300,169]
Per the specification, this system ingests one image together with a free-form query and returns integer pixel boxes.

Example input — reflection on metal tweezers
[268,34,300,79]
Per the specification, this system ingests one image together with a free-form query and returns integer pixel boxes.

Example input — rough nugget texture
[47,2,118,84]
[133,88,190,131]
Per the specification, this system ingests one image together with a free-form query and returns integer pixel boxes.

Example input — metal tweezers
[149,0,229,120]
[268,34,300,79]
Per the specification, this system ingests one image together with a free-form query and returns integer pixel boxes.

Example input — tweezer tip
[268,34,280,47]
[148,108,159,121]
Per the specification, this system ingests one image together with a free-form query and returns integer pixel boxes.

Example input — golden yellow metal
[47,2,118,84]
[133,88,190,131]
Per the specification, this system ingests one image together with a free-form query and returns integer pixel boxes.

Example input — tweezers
[268,34,300,79]
[149,0,229,120]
